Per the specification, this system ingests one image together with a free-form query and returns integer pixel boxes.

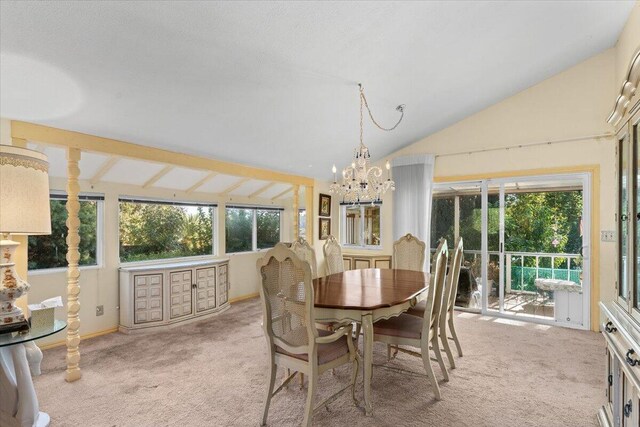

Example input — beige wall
[615,2,640,89]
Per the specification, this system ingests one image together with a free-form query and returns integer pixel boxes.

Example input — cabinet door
[343,257,352,271]
[170,270,193,319]
[133,273,163,324]
[621,374,637,426]
[196,267,216,312]
[354,258,371,269]
[218,263,229,306]
[607,347,614,408]
[374,258,391,269]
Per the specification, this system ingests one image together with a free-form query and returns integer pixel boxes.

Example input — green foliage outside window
[225,207,281,252]
[28,199,98,270]
[257,209,281,249]
[225,208,253,253]
[119,201,213,262]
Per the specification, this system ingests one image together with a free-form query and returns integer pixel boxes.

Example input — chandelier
[330,84,404,205]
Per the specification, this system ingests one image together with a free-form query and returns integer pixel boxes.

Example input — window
[341,204,381,248]
[225,206,282,253]
[28,194,102,270]
[119,198,215,263]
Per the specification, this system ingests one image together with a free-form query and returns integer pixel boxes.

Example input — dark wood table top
[313,268,430,310]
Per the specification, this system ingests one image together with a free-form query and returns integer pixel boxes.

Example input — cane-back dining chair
[323,235,344,275]
[392,233,426,271]
[372,239,449,400]
[257,245,360,427]
[291,237,318,279]
[407,237,464,366]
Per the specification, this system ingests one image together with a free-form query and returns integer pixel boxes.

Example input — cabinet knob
[624,399,632,418]
[626,349,640,366]
[605,321,617,333]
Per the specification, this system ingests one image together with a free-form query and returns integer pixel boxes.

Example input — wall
[615,2,640,90]
[22,174,294,346]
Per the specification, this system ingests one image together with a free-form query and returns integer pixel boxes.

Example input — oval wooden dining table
[313,268,430,416]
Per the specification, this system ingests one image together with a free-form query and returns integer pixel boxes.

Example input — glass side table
[0,320,66,427]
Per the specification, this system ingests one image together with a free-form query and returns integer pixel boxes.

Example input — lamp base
[0,238,31,334]
[0,319,29,334]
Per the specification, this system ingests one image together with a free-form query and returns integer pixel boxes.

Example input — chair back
[392,233,426,271]
[440,237,464,327]
[420,239,448,338]
[291,237,318,279]
[256,244,317,355]
[323,235,344,275]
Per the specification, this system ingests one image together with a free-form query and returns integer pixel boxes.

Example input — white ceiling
[1,1,635,179]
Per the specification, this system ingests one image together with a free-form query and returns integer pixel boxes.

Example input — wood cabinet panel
[133,273,163,324]
[218,264,228,306]
[170,270,193,319]
[196,267,216,312]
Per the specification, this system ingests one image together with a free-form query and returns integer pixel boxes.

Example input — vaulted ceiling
[0,1,635,179]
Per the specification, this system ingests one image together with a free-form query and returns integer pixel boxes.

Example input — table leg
[0,344,50,427]
[362,313,374,416]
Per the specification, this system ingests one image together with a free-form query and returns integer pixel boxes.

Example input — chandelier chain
[359,85,405,133]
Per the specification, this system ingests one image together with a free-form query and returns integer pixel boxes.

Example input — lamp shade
[0,145,51,235]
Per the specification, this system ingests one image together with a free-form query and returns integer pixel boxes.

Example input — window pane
[28,199,98,270]
[119,201,213,262]
[635,123,640,308]
[344,206,361,245]
[620,135,629,301]
[459,194,483,251]
[363,206,381,246]
[430,196,454,249]
[225,207,253,253]
[257,209,281,249]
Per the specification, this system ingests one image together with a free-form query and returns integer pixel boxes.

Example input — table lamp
[0,145,51,333]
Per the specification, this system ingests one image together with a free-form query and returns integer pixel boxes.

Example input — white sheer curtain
[391,154,435,271]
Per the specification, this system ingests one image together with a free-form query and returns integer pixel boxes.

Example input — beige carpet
[35,299,603,426]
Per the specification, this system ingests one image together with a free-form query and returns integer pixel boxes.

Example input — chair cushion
[276,329,350,365]
[406,300,426,318]
[373,313,424,340]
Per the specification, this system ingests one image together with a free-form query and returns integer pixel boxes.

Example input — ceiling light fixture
[330,84,404,205]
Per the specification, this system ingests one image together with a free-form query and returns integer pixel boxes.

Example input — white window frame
[117,196,218,266]
[340,204,383,250]
[225,205,283,254]
[28,191,105,274]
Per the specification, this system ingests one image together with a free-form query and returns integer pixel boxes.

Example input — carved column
[65,148,81,382]
[305,185,314,244]
[292,185,299,240]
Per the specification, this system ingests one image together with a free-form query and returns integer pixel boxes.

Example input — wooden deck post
[65,147,82,382]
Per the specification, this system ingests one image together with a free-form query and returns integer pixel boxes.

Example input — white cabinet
[120,259,230,333]
[554,290,583,325]
[599,302,640,427]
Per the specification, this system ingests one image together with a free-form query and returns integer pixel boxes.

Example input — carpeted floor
[35,298,603,426]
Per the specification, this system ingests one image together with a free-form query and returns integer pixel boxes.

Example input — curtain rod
[434,132,613,159]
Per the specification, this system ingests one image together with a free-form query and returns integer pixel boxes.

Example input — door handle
[624,399,632,418]
[626,349,640,366]
[605,321,617,333]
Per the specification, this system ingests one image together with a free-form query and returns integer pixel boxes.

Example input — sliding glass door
[431,173,590,329]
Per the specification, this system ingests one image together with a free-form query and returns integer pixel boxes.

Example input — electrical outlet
[601,230,616,242]
[96,305,104,316]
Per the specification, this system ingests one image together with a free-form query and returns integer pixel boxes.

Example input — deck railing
[451,249,582,293]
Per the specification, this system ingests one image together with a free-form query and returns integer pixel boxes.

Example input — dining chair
[392,233,426,271]
[323,235,344,275]
[407,237,464,366]
[291,237,318,279]
[257,245,360,427]
[372,239,449,400]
